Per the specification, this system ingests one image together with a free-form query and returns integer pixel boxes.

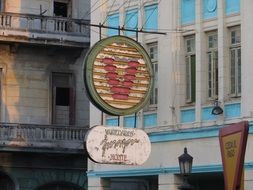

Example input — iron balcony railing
[0,123,89,153]
[0,12,90,47]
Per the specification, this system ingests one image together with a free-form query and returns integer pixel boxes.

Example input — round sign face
[84,36,153,115]
[85,125,151,165]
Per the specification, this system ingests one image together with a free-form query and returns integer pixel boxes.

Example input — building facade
[0,0,90,190]
[88,0,253,189]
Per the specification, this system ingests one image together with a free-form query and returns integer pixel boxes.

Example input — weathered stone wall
[0,152,87,190]
[5,0,90,19]
[0,44,89,125]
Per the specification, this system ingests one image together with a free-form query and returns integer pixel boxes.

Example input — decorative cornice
[148,122,253,143]
[87,162,253,178]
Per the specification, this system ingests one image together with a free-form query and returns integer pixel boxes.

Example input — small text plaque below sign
[85,125,151,165]
[219,121,249,190]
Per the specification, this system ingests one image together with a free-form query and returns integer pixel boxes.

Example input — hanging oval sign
[83,36,153,115]
[85,125,151,165]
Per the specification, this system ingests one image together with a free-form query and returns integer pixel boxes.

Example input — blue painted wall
[87,162,253,178]
[203,0,217,20]
[144,113,157,128]
[226,0,240,15]
[106,117,119,126]
[124,116,135,128]
[224,103,241,119]
[181,0,195,24]
[125,9,138,36]
[144,4,158,31]
[202,107,217,121]
[107,13,119,36]
[181,108,195,123]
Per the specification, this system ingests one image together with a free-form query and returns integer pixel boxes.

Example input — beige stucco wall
[88,0,253,189]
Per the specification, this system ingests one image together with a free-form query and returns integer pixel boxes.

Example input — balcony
[0,12,90,47]
[0,123,89,154]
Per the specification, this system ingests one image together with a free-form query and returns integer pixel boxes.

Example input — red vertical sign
[219,121,249,190]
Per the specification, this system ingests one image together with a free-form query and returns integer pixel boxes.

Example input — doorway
[52,72,75,125]
[37,182,84,190]
[110,176,158,190]
[0,172,15,190]
[187,172,224,190]
[53,0,71,17]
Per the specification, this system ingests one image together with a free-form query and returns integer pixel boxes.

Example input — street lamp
[211,100,223,115]
[178,147,194,190]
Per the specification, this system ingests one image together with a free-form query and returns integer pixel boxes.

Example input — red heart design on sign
[102,57,138,100]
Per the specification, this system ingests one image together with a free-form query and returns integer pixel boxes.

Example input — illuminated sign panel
[85,125,151,165]
[84,36,153,115]
[219,121,249,190]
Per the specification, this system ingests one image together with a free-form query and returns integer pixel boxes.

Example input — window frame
[51,72,75,125]
[185,36,196,103]
[53,0,72,17]
[148,42,158,108]
[143,42,158,112]
[206,32,218,100]
[229,26,241,97]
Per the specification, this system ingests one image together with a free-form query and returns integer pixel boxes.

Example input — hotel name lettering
[225,140,237,158]
[100,129,140,162]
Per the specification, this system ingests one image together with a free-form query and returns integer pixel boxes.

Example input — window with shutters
[52,73,75,125]
[230,26,241,97]
[207,32,218,99]
[148,43,158,107]
[185,36,196,103]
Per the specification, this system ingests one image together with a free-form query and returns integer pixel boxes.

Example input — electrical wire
[82,0,194,38]
[123,9,138,30]
[82,0,100,19]
[100,0,131,36]
[90,27,108,38]
[140,0,162,31]
[117,0,132,14]
[83,0,111,19]
[122,0,132,27]
[102,0,117,25]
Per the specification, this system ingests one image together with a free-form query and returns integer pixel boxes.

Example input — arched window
[0,172,15,190]
[37,182,84,190]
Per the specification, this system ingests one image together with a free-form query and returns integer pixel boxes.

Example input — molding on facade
[87,162,253,178]
[148,122,253,143]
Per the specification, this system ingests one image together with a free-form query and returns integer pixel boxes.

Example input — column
[157,0,178,126]
[195,0,204,126]
[245,170,253,190]
[88,177,110,190]
[217,0,226,123]
[241,0,253,120]
[159,174,182,190]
